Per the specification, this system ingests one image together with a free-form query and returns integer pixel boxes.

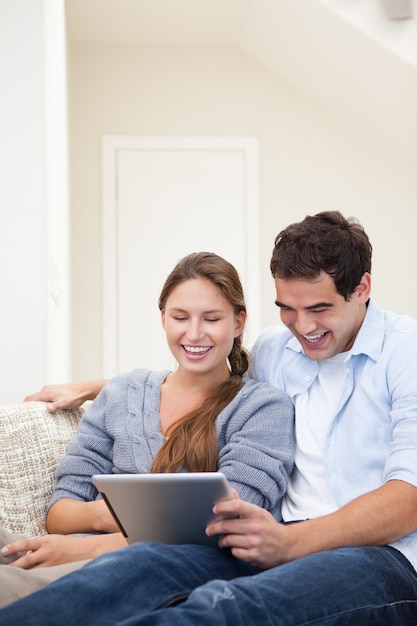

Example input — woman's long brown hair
[150,252,249,474]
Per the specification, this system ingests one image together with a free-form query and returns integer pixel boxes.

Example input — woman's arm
[24,380,108,413]
[1,532,128,569]
[46,379,123,533]
[46,498,119,534]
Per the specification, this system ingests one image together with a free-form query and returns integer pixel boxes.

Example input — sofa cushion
[0,402,84,537]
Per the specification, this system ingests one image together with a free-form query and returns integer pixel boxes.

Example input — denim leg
[0,542,257,626]
[121,546,417,626]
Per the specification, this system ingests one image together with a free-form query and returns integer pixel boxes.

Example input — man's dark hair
[270,211,372,300]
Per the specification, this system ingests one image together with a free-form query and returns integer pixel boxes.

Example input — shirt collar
[348,299,384,362]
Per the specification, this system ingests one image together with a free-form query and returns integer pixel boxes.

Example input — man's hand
[24,380,106,413]
[206,497,288,570]
[1,533,127,569]
[207,480,417,572]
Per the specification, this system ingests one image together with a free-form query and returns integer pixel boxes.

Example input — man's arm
[24,380,108,413]
[207,479,417,569]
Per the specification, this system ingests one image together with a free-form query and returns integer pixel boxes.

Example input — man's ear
[354,272,371,303]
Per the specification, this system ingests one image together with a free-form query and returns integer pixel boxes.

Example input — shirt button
[305,375,311,382]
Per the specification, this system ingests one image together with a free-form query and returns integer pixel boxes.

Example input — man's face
[274,271,371,361]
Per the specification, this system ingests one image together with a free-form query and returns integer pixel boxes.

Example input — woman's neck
[168,365,230,394]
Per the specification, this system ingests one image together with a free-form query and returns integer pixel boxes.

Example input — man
[2,210,417,624]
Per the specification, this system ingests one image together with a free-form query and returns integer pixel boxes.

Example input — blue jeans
[1,543,417,625]
[0,543,257,625]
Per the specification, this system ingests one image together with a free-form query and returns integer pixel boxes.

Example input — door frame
[102,135,260,376]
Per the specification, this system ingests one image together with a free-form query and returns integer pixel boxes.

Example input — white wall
[1,7,415,398]
[44,0,71,385]
[0,0,46,404]
[69,43,417,381]
[0,0,70,404]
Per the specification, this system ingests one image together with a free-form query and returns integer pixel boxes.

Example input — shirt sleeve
[384,330,417,487]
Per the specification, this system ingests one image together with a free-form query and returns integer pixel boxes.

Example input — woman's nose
[186,320,204,341]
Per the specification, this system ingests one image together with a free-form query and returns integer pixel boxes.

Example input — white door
[102,135,260,377]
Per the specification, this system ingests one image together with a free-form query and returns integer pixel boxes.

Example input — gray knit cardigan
[49,369,294,514]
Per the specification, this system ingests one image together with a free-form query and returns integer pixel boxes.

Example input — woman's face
[161,277,246,379]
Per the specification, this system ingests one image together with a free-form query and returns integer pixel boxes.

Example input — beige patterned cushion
[0,402,85,537]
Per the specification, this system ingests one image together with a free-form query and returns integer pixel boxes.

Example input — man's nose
[294,312,316,336]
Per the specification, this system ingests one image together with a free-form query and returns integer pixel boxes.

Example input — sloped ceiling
[66,0,417,169]
[66,0,249,45]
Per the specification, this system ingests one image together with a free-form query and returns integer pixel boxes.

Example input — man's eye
[311,309,328,314]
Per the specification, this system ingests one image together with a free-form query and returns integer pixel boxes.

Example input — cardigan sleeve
[216,379,295,514]
[47,383,116,508]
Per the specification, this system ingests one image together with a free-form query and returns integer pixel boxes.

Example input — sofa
[0,401,86,537]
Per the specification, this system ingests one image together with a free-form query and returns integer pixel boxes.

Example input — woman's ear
[234,310,246,337]
[161,309,166,330]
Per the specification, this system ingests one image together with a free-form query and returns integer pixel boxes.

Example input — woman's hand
[1,532,127,569]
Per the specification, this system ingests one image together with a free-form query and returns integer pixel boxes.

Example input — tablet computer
[92,472,234,547]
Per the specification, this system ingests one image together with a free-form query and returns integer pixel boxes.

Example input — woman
[0,252,294,605]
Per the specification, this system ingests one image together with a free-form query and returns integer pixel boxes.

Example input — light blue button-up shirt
[250,299,417,571]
